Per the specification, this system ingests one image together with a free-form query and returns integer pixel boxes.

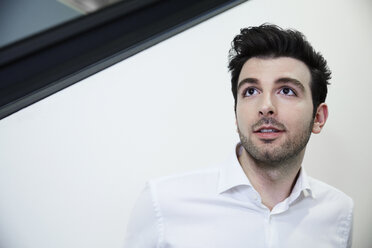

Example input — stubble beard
[238,118,314,168]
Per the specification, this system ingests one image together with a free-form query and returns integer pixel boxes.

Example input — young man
[124,24,353,248]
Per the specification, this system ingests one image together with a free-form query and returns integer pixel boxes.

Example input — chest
[159,199,343,248]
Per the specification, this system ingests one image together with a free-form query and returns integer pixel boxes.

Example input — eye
[279,87,296,96]
[243,87,259,97]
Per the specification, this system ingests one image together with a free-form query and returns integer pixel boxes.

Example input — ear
[312,103,328,134]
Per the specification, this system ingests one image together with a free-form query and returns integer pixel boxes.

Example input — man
[124,24,353,247]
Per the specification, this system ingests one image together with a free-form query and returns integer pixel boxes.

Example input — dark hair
[228,24,331,116]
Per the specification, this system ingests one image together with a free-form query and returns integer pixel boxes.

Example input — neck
[238,146,305,210]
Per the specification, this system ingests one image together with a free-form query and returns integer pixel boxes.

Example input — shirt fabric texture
[124,145,353,248]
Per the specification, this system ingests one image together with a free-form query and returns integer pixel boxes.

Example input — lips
[254,126,284,139]
[257,128,279,133]
[254,125,282,132]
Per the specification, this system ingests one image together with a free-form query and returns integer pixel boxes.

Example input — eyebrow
[237,77,306,93]
[237,78,258,92]
[276,77,306,92]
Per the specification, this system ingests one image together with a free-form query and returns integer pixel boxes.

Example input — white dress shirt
[124,146,353,248]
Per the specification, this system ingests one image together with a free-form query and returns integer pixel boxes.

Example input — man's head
[228,24,331,116]
[229,24,330,165]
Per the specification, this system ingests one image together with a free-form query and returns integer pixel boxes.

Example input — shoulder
[147,166,221,200]
[149,166,220,189]
[307,177,354,247]
[308,176,354,211]
[151,166,220,184]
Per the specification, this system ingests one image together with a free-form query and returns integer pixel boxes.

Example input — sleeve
[343,199,354,248]
[124,182,162,248]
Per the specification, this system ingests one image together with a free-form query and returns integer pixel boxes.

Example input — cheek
[236,108,256,131]
[236,98,257,115]
[279,102,313,129]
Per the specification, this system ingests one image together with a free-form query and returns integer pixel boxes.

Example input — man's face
[236,57,315,165]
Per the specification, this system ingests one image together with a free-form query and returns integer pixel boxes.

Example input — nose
[259,93,276,116]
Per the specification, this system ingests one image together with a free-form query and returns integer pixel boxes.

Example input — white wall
[0,0,371,247]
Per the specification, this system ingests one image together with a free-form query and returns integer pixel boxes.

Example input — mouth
[253,126,284,139]
[256,128,280,133]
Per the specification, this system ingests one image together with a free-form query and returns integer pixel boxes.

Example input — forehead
[238,57,311,87]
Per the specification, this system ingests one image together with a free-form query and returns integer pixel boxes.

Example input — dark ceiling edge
[0,0,247,120]
[0,0,160,66]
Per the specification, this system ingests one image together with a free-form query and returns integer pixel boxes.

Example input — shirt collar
[288,167,315,202]
[217,144,253,194]
[217,143,315,201]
